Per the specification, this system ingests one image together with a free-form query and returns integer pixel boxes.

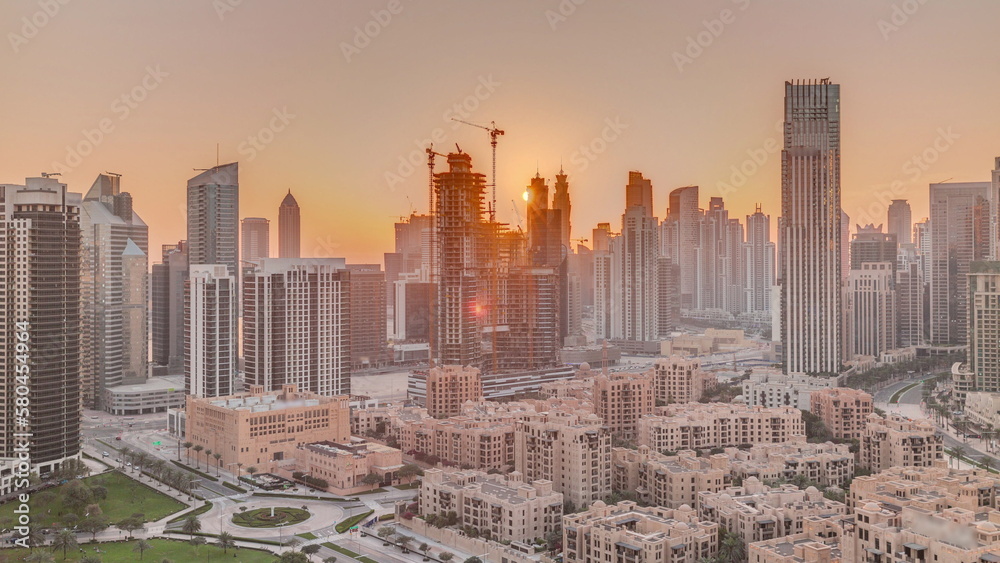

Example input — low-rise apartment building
[637,402,804,453]
[297,438,404,494]
[419,468,563,544]
[747,517,843,563]
[727,440,855,489]
[810,387,873,441]
[562,501,718,563]
[425,365,483,418]
[593,371,654,439]
[651,356,711,405]
[612,446,728,509]
[849,466,1000,514]
[859,413,944,472]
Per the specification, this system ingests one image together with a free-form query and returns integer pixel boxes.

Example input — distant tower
[886,200,912,246]
[620,172,659,342]
[187,163,239,276]
[552,166,572,251]
[241,217,270,262]
[279,190,301,258]
[665,185,700,309]
[185,265,237,398]
[744,205,775,314]
[780,79,842,376]
[851,224,898,272]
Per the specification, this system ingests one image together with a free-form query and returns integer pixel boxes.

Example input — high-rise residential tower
[434,152,486,368]
[151,241,188,373]
[846,262,897,359]
[780,79,842,376]
[346,263,388,370]
[619,172,660,342]
[187,163,239,277]
[241,217,270,262]
[185,264,237,398]
[967,261,1000,393]
[552,167,572,251]
[744,206,775,314]
[279,190,301,258]
[851,224,898,273]
[80,173,149,410]
[887,199,912,246]
[0,177,82,475]
[664,185,700,309]
[243,258,351,396]
[928,181,991,345]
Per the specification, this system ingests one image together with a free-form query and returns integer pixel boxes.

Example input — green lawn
[0,538,275,562]
[334,510,374,533]
[0,471,187,528]
[890,381,921,404]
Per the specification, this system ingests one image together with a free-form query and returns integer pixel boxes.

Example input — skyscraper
[665,185,700,309]
[744,206,775,314]
[887,199,912,246]
[185,264,237,398]
[241,217,270,262]
[846,262,896,359]
[552,167,572,251]
[0,177,82,475]
[279,190,301,258]
[929,181,991,345]
[619,172,660,342]
[80,173,149,410]
[780,79,842,376]
[851,224,897,272]
[993,158,1000,260]
[967,261,1000,393]
[243,258,350,396]
[434,152,486,368]
[187,163,239,277]
[121,240,148,384]
[346,263,388,370]
[151,241,188,373]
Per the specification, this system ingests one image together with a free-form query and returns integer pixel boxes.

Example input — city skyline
[3,1,1000,264]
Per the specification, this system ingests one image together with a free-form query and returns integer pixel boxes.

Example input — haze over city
[4,0,1000,263]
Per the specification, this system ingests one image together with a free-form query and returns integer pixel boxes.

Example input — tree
[464,558,483,563]
[60,513,79,529]
[361,473,382,490]
[181,515,201,540]
[718,528,746,563]
[116,516,144,539]
[51,529,78,560]
[302,544,321,561]
[133,539,153,560]
[65,480,94,512]
[218,531,236,553]
[378,526,396,544]
[954,445,966,469]
[396,534,413,552]
[419,542,431,560]
[245,466,258,485]
[54,458,90,481]
[183,442,194,464]
[213,453,223,476]
[24,552,56,563]
[79,516,110,541]
[439,553,453,563]
[277,552,310,563]
[398,463,423,483]
[324,558,339,563]
[192,445,204,469]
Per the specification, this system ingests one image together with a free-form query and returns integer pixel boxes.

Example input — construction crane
[451,118,504,221]
[426,144,447,215]
[425,145,447,369]
[510,200,524,231]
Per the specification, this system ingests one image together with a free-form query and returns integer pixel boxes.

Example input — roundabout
[231,506,311,528]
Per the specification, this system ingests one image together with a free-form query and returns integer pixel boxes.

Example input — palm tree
[24,552,56,563]
[50,529,77,560]
[183,442,193,464]
[245,466,258,486]
[204,449,213,470]
[983,456,995,474]
[236,462,244,480]
[718,529,746,563]
[181,515,201,541]
[217,531,236,553]
[954,445,966,469]
[132,539,153,560]
[213,453,222,476]
[192,445,204,469]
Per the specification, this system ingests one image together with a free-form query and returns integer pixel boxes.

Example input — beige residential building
[563,501,718,563]
[419,468,563,543]
[748,517,843,563]
[842,502,1000,563]
[297,438,404,495]
[810,387,874,441]
[540,376,594,400]
[964,391,1000,430]
[612,446,727,509]
[727,440,855,489]
[399,415,515,471]
[593,372,654,438]
[637,403,805,453]
[425,365,483,418]
[849,466,1000,514]
[697,478,846,547]
[859,413,944,472]
[514,410,612,508]
[184,384,350,474]
[651,356,711,404]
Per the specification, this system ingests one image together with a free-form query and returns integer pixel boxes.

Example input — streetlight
[278,522,290,548]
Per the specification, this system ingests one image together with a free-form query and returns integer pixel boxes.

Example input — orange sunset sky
[2,0,999,264]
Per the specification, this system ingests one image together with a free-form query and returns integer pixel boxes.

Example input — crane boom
[451,118,504,221]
